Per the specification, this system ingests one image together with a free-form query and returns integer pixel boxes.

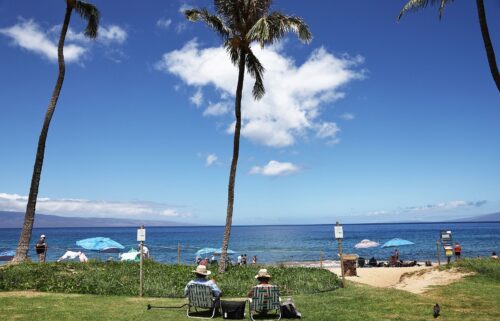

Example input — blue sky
[0,0,499,225]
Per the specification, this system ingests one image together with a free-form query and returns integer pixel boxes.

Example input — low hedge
[442,257,500,280]
[0,261,339,297]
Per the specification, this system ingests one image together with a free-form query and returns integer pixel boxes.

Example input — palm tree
[12,0,100,263]
[185,0,312,272]
[398,0,500,92]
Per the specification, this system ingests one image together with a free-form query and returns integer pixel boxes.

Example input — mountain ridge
[0,211,192,228]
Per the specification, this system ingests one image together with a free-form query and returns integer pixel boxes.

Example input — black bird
[433,303,440,318]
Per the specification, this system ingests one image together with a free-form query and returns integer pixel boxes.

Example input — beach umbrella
[214,248,236,255]
[76,237,125,253]
[0,250,15,261]
[195,247,219,257]
[354,239,380,249]
[381,238,414,248]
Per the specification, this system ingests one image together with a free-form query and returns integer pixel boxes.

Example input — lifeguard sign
[440,230,453,257]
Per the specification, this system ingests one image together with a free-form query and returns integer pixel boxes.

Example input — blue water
[0,222,499,264]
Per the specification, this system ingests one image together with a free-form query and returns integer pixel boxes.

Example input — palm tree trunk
[12,5,72,262]
[219,50,247,273]
[476,0,500,92]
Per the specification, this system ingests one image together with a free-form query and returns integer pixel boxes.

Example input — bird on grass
[433,303,440,318]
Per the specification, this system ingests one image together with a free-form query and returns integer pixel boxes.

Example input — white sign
[137,228,146,242]
[334,226,343,239]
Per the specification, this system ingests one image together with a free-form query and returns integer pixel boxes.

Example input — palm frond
[185,8,230,38]
[75,1,100,38]
[224,39,241,66]
[247,12,312,47]
[398,0,454,21]
[245,48,265,100]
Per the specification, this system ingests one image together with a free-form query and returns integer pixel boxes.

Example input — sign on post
[334,225,344,239]
[137,227,146,242]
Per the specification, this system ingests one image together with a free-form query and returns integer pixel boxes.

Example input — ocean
[1,222,499,264]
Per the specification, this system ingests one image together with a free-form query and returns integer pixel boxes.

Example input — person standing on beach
[252,255,257,265]
[394,249,400,262]
[34,235,48,262]
[454,242,462,261]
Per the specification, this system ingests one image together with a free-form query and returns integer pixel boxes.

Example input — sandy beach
[328,265,431,289]
[285,260,474,294]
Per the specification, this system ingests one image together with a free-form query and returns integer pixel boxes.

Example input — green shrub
[441,258,500,280]
[0,261,339,297]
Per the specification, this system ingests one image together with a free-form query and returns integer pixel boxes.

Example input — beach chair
[248,285,281,321]
[186,283,219,319]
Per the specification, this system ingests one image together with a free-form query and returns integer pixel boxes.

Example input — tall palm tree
[12,0,100,263]
[185,0,312,272]
[398,0,500,92]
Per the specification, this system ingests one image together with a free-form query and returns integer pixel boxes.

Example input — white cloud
[0,18,127,63]
[179,4,193,13]
[203,102,231,116]
[315,122,340,139]
[190,88,203,106]
[98,25,127,44]
[249,160,300,176]
[340,113,355,120]
[206,154,218,166]
[156,39,364,147]
[0,192,190,220]
[58,24,127,45]
[0,19,86,62]
[405,200,488,212]
[175,22,188,34]
[157,18,172,29]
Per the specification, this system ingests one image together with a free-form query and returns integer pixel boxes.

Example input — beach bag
[281,298,301,319]
[221,300,246,319]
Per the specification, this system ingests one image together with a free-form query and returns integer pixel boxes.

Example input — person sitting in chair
[247,269,273,297]
[184,265,222,299]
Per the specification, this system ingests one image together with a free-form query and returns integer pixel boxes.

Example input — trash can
[342,254,359,276]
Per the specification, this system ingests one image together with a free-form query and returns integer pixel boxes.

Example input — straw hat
[255,269,272,279]
[192,265,211,276]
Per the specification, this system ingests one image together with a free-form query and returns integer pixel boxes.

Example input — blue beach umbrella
[381,238,414,248]
[0,250,15,261]
[76,237,125,253]
[195,248,219,257]
[214,248,236,255]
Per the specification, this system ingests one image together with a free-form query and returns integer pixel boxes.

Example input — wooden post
[336,221,346,288]
[177,242,181,266]
[436,240,441,266]
[140,240,144,296]
[138,225,145,297]
[320,250,323,269]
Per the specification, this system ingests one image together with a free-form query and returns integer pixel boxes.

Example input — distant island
[448,212,500,222]
[0,211,191,228]
[1,211,499,228]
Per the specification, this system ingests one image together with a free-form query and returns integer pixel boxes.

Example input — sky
[0,0,499,225]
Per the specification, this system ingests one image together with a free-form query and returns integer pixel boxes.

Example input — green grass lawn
[1,273,499,321]
[1,259,498,320]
